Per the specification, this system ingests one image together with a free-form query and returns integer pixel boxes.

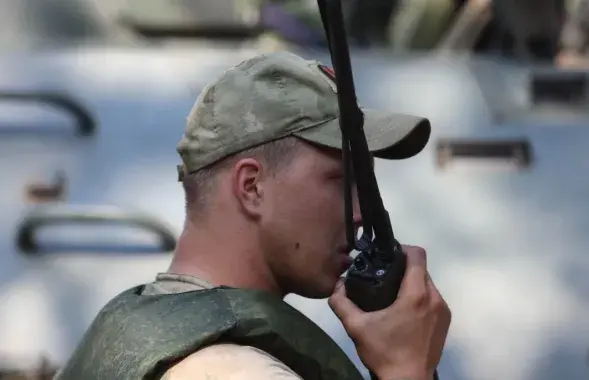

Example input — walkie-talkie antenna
[316,1,440,380]
[316,0,395,253]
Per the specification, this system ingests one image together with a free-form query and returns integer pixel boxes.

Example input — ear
[231,158,266,218]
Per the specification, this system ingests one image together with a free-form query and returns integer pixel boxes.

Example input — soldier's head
[176,51,430,298]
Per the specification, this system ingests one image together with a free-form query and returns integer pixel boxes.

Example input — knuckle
[446,306,453,323]
[414,246,427,261]
[430,290,444,307]
[328,302,344,319]
[405,289,428,307]
[344,315,366,336]
[404,245,427,260]
[443,300,452,319]
[432,295,452,321]
[327,297,342,313]
[327,296,337,309]
[430,296,443,310]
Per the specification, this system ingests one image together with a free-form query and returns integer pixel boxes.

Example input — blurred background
[1,0,589,379]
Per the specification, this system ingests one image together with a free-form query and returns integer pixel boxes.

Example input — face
[258,142,362,299]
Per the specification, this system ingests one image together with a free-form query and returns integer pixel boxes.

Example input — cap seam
[183,115,340,174]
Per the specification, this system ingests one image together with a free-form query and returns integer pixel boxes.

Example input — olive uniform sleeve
[161,343,304,380]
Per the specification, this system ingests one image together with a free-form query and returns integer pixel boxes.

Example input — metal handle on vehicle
[16,205,177,254]
[530,71,588,106]
[0,91,97,137]
[436,138,533,169]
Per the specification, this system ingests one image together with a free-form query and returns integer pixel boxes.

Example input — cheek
[267,180,344,248]
[275,184,345,280]
[295,186,346,255]
[295,184,343,225]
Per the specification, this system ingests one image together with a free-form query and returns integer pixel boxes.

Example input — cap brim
[293,108,431,159]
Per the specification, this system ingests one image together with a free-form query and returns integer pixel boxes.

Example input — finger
[328,278,363,324]
[426,272,447,308]
[426,272,441,300]
[397,245,428,301]
[426,272,437,291]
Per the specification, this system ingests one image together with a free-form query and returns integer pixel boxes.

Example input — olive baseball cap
[177,51,431,179]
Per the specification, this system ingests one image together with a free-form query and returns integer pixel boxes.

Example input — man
[435,0,493,53]
[437,0,568,60]
[54,51,451,380]
[557,0,589,68]
[390,0,458,51]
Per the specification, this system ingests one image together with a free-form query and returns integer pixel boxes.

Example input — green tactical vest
[54,284,365,380]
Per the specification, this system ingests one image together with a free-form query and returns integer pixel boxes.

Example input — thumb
[328,278,363,325]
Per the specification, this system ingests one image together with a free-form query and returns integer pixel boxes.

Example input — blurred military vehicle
[0,1,588,379]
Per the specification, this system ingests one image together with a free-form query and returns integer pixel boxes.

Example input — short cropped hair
[182,136,303,218]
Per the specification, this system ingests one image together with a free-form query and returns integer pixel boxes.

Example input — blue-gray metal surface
[0,2,588,379]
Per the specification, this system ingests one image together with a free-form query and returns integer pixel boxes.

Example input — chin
[294,277,338,299]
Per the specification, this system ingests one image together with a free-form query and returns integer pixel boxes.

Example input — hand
[556,51,589,69]
[328,245,451,380]
[467,0,492,11]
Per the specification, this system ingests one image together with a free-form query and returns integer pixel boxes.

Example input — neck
[168,218,284,297]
